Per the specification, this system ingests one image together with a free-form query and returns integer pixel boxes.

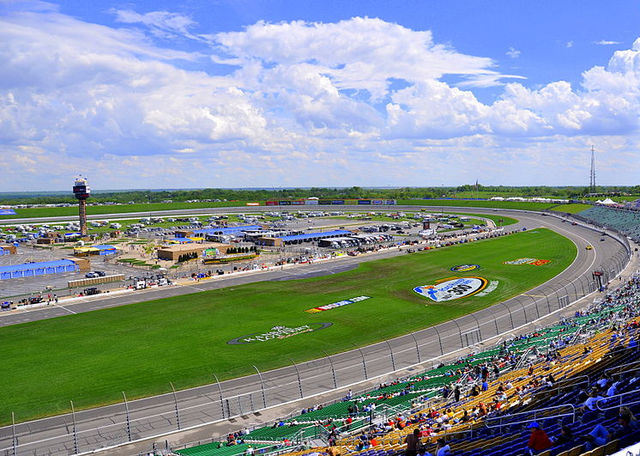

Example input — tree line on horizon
[1,185,639,205]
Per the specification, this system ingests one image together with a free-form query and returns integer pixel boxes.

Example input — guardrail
[596,387,640,411]
[484,403,577,429]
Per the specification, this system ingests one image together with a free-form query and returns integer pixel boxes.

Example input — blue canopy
[193,225,262,236]
[0,259,78,280]
[279,229,351,242]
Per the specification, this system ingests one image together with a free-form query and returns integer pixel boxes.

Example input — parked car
[85,272,98,278]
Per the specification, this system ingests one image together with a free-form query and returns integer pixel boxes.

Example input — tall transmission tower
[589,145,596,193]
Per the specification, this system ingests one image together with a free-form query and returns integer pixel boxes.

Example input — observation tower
[73,176,91,235]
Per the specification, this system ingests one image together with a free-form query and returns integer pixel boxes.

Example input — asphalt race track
[0,206,632,456]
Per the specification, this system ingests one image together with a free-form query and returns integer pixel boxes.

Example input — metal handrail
[541,375,591,397]
[605,359,640,377]
[595,387,640,411]
[484,403,576,429]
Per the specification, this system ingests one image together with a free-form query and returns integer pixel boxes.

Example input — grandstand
[168,274,640,456]
[576,206,640,242]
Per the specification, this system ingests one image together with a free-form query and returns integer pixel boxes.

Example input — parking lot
[1,209,490,301]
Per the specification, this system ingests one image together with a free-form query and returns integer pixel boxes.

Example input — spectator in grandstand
[404,428,421,456]
[434,438,450,456]
[579,407,637,450]
[551,425,575,452]
[453,385,460,402]
[526,422,552,454]
[441,385,450,400]
[596,374,609,389]
[606,377,621,396]
[580,423,609,450]
[583,390,604,412]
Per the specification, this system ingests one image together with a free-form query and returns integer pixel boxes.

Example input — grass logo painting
[504,258,551,266]
[228,323,332,344]
[414,277,488,302]
[450,264,480,272]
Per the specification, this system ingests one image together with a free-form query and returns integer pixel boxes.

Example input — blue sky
[1,0,640,191]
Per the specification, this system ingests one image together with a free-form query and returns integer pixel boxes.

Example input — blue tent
[279,230,351,243]
[0,259,78,280]
[92,244,118,255]
[191,225,262,237]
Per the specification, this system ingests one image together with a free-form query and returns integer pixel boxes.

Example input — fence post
[410,332,422,364]
[559,279,577,302]
[433,326,444,355]
[289,358,304,398]
[355,346,368,379]
[213,373,225,419]
[122,392,132,442]
[470,313,482,340]
[524,294,540,320]
[322,350,338,389]
[515,297,528,323]
[499,302,514,329]
[70,400,79,454]
[578,276,587,297]
[170,382,181,430]
[385,340,396,371]
[253,365,267,409]
[11,412,17,456]
[451,319,464,348]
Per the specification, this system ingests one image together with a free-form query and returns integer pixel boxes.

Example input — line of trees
[2,185,640,205]
[177,252,198,262]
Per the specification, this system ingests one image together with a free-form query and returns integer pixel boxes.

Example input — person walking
[405,428,421,456]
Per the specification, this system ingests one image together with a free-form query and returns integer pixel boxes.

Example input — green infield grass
[0,201,249,220]
[0,199,552,220]
[397,199,556,211]
[550,203,593,214]
[0,228,575,423]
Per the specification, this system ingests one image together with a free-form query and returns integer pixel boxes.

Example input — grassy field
[397,199,557,211]
[0,201,250,220]
[550,203,593,214]
[0,229,575,423]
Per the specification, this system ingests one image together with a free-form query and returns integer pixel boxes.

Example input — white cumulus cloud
[506,47,521,59]
[2,3,640,188]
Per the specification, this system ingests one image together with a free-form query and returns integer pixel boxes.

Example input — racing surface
[0,206,632,456]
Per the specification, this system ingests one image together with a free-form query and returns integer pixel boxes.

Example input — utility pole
[590,145,596,193]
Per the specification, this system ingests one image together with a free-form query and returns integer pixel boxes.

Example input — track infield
[0,228,576,422]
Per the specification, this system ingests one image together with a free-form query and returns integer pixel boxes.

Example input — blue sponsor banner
[279,201,292,205]
[332,200,345,205]
[385,200,397,205]
[358,200,372,205]
[0,209,16,215]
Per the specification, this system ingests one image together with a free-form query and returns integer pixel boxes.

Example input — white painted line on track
[58,306,77,315]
